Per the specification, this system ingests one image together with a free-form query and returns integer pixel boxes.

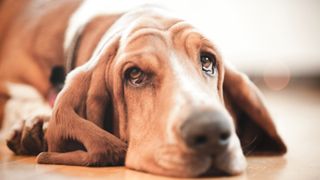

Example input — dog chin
[154,140,246,177]
[210,136,247,176]
[208,149,247,176]
[155,145,212,177]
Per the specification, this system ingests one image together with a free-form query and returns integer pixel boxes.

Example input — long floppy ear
[38,36,127,166]
[65,34,121,131]
[62,37,120,130]
[223,63,287,155]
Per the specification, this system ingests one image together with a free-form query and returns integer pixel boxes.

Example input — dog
[0,0,286,177]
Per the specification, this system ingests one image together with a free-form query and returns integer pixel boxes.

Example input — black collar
[65,29,83,73]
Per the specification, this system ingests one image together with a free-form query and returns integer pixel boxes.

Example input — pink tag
[48,90,57,107]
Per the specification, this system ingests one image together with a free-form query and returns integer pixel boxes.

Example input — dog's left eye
[200,52,217,76]
[125,67,146,86]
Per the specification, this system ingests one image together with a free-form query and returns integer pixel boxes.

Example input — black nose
[180,111,231,154]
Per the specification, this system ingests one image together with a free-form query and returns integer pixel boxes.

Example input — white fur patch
[0,83,52,140]
[164,51,245,174]
[165,51,221,143]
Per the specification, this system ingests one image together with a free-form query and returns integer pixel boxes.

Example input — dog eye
[200,52,217,76]
[125,67,146,86]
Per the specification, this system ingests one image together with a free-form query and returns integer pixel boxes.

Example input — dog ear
[49,36,120,148]
[64,37,119,131]
[222,63,287,155]
[40,36,127,166]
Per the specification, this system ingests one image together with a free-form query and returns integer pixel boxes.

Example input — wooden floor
[1,82,320,180]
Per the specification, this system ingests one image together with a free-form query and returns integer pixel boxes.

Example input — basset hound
[0,0,286,177]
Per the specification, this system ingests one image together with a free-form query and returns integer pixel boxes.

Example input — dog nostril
[181,111,232,154]
[219,132,230,145]
[219,131,231,141]
[193,135,208,145]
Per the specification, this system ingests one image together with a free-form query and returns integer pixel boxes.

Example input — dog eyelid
[200,52,217,76]
[125,67,147,87]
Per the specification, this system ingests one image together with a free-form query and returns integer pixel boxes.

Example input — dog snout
[180,110,231,154]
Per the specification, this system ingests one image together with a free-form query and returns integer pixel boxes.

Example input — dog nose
[180,111,231,154]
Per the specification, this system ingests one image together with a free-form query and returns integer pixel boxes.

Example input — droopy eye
[125,67,146,86]
[200,52,217,76]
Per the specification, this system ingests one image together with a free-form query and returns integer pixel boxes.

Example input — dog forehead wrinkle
[119,20,165,53]
[124,28,168,49]
[118,7,184,50]
[168,21,195,37]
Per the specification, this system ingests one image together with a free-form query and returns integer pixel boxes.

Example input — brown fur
[223,65,287,154]
[0,0,82,96]
[74,15,123,69]
[0,0,286,177]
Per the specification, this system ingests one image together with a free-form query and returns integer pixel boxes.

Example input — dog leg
[37,148,125,166]
[41,110,127,166]
[37,150,90,166]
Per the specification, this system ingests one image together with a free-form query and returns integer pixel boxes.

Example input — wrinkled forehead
[117,8,212,56]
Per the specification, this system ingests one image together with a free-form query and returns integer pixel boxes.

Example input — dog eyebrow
[181,31,217,61]
[125,28,167,46]
[119,52,161,70]
[168,21,193,35]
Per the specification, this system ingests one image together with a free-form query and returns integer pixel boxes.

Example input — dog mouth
[155,145,212,177]
[154,142,246,177]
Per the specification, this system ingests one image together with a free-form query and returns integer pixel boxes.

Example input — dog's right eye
[125,67,146,86]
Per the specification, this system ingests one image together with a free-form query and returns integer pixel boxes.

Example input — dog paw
[6,115,49,155]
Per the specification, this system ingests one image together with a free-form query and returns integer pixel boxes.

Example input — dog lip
[209,138,247,176]
[155,145,212,177]
[153,134,246,177]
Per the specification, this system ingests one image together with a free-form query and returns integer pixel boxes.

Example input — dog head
[63,7,286,177]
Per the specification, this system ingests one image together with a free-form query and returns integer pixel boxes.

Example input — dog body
[0,0,286,177]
